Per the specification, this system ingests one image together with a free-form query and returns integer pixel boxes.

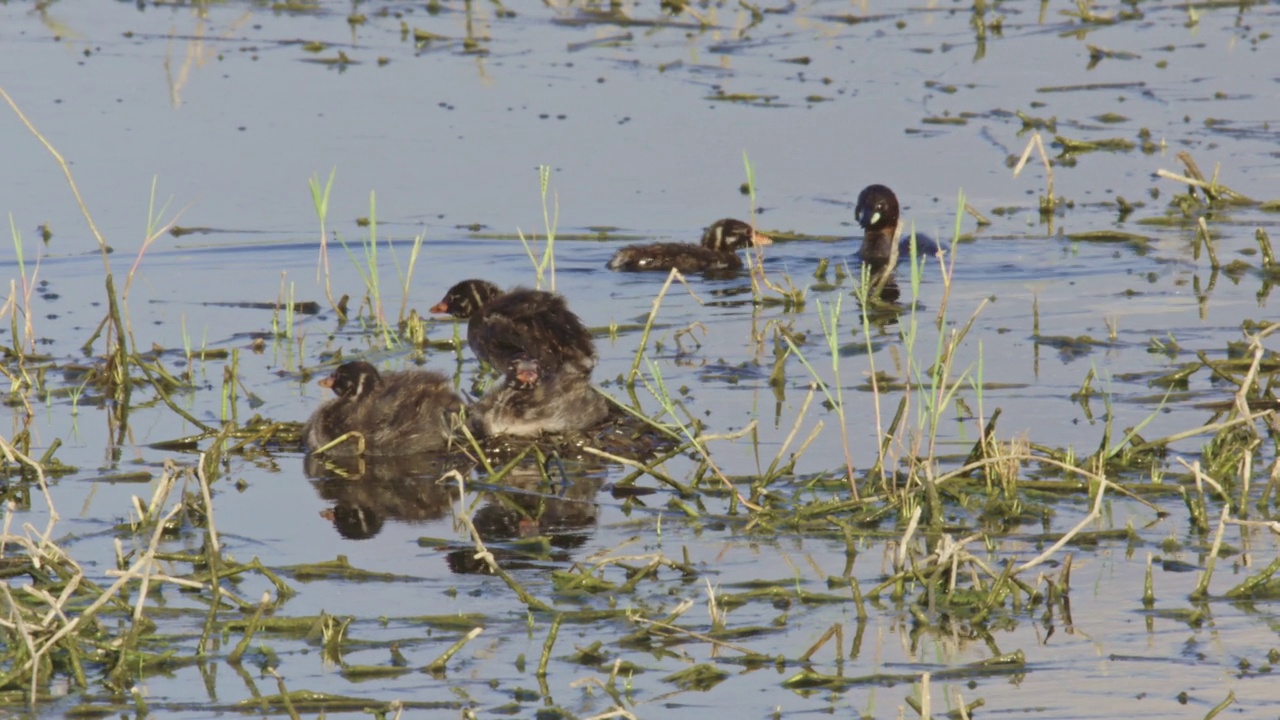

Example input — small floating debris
[567,32,632,52]
[1054,134,1136,153]
[301,50,357,67]
[1017,110,1057,132]
[705,90,780,106]
[1037,81,1145,93]
[1086,44,1140,65]
[1065,230,1154,244]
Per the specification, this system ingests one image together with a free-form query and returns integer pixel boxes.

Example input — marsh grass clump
[331,192,428,348]
[0,444,297,704]
[716,185,1280,633]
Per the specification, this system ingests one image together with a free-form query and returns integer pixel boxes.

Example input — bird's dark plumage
[431,279,597,377]
[471,356,609,437]
[304,361,463,456]
[854,184,943,265]
[607,218,772,273]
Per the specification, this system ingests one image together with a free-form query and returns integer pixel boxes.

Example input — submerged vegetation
[3,1,1280,718]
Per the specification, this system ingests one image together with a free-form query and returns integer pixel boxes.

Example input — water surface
[3,1,1280,717]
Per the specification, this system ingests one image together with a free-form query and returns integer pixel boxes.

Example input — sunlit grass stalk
[519,165,559,291]
[760,383,822,484]
[309,168,338,313]
[286,281,296,339]
[180,314,194,379]
[933,194,961,325]
[194,453,226,656]
[784,295,856,496]
[393,231,425,324]
[897,193,988,478]
[221,348,240,424]
[337,192,397,348]
[9,215,38,358]
[1013,131,1055,217]
[739,153,806,310]
[1,87,132,382]
[848,263,892,493]
[627,268,693,387]
[67,375,91,416]
[123,176,184,301]
[273,271,287,338]
[1192,494,1231,600]
[269,273,299,341]
[228,592,271,665]
[427,626,484,674]
[361,193,383,320]
[742,151,765,302]
[1146,550,1157,602]
[131,356,214,432]
[639,359,762,510]
[581,444,694,495]
[0,283,18,366]
[536,614,562,677]
[448,470,553,610]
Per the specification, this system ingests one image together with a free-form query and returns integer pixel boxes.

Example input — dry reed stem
[579,552,690,575]
[626,267,700,385]
[448,470,553,611]
[933,222,959,330]
[426,626,484,673]
[1180,458,1229,503]
[677,420,765,511]
[130,467,182,624]
[1196,216,1221,268]
[6,462,190,704]
[1014,479,1104,575]
[579,445,690,492]
[0,87,111,262]
[764,383,820,479]
[1012,131,1054,208]
[265,666,303,720]
[122,190,191,301]
[1127,409,1271,457]
[1226,517,1280,535]
[1155,152,1253,204]
[896,505,922,570]
[581,708,640,720]
[537,614,561,676]
[0,432,61,546]
[798,623,841,663]
[0,448,241,702]
[919,670,932,720]
[628,616,759,655]
[954,688,972,720]
[1194,504,1231,599]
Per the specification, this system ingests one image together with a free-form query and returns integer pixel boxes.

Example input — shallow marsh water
[3,1,1280,718]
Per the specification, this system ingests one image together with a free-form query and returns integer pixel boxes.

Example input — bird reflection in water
[305,452,605,573]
